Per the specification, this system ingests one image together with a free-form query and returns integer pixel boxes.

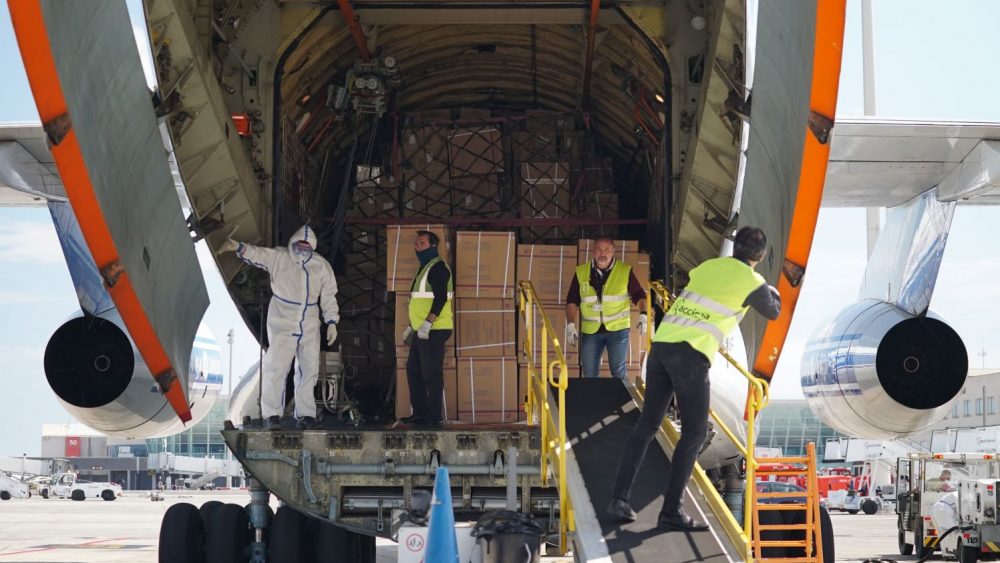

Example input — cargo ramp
[561,378,744,561]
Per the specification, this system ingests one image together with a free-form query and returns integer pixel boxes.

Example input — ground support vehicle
[897,453,1000,558]
[39,472,122,501]
[0,472,30,500]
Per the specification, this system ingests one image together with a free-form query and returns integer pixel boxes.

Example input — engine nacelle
[44,309,221,438]
[802,299,967,439]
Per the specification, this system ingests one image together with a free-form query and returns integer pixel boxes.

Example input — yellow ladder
[751,442,824,563]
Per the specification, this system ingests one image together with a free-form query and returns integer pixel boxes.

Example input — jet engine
[44,309,221,438]
[802,299,967,439]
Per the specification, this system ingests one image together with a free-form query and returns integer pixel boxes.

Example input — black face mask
[416,245,439,266]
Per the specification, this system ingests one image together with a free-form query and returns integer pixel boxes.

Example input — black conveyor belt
[566,378,735,562]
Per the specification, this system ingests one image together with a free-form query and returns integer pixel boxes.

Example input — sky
[2,0,1000,455]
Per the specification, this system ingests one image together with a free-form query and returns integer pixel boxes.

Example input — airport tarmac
[0,492,906,562]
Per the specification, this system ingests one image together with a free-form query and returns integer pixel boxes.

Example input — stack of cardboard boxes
[390,225,650,423]
[454,231,518,423]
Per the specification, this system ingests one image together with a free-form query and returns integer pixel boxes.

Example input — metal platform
[563,378,744,562]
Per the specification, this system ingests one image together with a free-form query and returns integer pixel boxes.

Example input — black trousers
[611,341,711,516]
[405,329,452,421]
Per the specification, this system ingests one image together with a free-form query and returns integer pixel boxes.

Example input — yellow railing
[517,281,573,554]
[648,281,771,559]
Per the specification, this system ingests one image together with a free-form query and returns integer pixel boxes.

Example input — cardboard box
[394,294,457,358]
[516,245,576,304]
[386,224,452,292]
[580,190,619,220]
[452,176,502,216]
[577,239,639,264]
[519,162,570,219]
[633,251,651,292]
[517,301,578,365]
[455,299,516,358]
[395,365,458,421]
[456,358,519,423]
[455,231,517,299]
[571,158,614,193]
[448,127,503,176]
[402,174,451,218]
[402,127,448,166]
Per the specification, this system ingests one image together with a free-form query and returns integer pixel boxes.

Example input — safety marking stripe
[10,1,191,422]
[986,541,1000,552]
[752,0,847,381]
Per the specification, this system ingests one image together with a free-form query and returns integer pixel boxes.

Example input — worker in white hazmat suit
[219,224,339,430]
[931,490,959,551]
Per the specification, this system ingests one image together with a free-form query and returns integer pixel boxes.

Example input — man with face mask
[399,230,453,428]
[565,237,647,379]
[218,225,339,430]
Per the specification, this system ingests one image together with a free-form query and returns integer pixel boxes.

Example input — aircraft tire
[158,503,204,563]
[315,521,376,563]
[204,503,251,563]
[199,500,224,522]
[269,506,314,563]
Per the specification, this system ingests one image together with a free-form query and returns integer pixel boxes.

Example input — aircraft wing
[10,1,208,422]
[825,118,1000,207]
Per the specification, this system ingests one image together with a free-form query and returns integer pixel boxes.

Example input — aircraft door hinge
[808,110,834,144]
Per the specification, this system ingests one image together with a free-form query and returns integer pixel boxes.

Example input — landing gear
[158,503,205,563]
[270,506,315,562]
[316,520,376,563]
[205,504,251,563]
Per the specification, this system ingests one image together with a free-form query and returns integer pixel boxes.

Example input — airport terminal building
[39,398,239,489]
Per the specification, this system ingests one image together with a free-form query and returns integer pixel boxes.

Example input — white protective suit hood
[288,224,318,262]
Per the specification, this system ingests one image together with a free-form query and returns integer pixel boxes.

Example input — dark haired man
[399,230,453,427]
[607,226,781,531]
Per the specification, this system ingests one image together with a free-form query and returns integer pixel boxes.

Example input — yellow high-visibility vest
[653,257,764,363]
[408,257,454,330]
[576,260,631,334]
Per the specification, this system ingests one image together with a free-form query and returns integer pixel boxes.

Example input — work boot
[296,416,319,430]
[265,416,281,430]
[656,511,709,532]
[606,498,637,523]
[400,414,426,425]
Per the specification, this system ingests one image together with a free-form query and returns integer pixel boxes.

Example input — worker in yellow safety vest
[607,226,781,532]
[399,230,453,428]
[565,237,647,379]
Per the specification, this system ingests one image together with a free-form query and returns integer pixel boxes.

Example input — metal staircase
[752,442,824,562]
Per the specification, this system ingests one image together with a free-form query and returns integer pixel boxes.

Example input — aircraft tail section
[10,1,208,422]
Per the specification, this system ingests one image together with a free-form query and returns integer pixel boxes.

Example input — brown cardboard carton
[395,293,457,358]
[455,299,516,358]
[633,251,651,292]
[516,245,576,304]
[519,162,570,219]
[452,176,502,216]
[402,172,452,218]
[517,301,578,364]
[455,231,517,298]
[580,190,619,220]
[386,224,452,292]
[456,358,519,423]
[577,239,639,264]
[448,127,503,176]
[395,365,458,421]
